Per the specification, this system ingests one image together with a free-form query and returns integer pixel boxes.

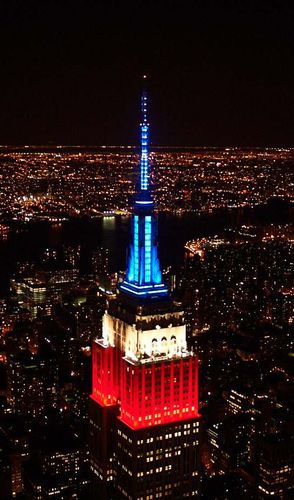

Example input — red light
[91,341,118,407]
[119,355,199,429]
[91,339,199,428]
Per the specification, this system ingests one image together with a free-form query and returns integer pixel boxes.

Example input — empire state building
[89,78,200,499]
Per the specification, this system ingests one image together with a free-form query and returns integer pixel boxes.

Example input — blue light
[120,283,168,297]
[144,216,152,282]
[121,84,168,299]
[140,111,149,191]
[134,215,139,282]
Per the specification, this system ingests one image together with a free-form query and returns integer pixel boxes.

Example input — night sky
[1,0,294,146]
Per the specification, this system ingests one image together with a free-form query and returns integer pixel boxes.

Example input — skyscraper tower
[120,76,168,299]
[89,77,200,499]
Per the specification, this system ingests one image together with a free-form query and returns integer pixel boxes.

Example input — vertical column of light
[171,361,174,412]
[188,357,193,410]
[142,364,146,423]
[144,215,152,282]
[151,363,155,424]
[92,343,98,399]
[160,361,165,418]
[140,89,149,191]
[179,359,184,413]
[195,357,199,414]
[133,215,139,282]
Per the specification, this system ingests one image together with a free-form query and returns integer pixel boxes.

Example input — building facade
[89,78,201,499]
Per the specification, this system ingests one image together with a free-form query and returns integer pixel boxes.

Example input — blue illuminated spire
[119,77,168,299]
[140,75,149,192]
[135,75,153,207]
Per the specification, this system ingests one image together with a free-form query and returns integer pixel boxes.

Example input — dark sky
[1,0,294,146]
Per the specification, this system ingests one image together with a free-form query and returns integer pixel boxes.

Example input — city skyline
[0,2,293,499]
[0,95,293,498]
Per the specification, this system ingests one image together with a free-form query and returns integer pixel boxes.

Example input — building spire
[119,77,168,298]
[140,75,150,193]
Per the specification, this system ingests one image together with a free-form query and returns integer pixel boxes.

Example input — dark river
[0,203,292,296]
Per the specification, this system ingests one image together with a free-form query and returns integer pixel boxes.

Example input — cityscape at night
[0,146,293,220]
[0,1,294,499]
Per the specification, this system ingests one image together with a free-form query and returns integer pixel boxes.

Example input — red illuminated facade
[120,355,199,429]
[91,297,198,428]
[91,339,199,429]
[89,295,201,499]
[91,340,118,407]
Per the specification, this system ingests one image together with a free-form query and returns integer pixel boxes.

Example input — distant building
[0,416,29,497]
[24,421,90,499]
[257,433,294,498]
[271,288,294,327]
[91,247,109,280]
[201,472,253,499]
[7,351,58,417]
[227,387,254,415]
[0,435,12,499]
[11,266,79,319]
[63,245,81,269]
[207,415,251,474]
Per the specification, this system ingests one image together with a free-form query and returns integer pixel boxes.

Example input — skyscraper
[89,77,200,499]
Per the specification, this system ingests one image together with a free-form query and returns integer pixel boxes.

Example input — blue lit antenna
[119,76,168,299]
[140,75,149,192]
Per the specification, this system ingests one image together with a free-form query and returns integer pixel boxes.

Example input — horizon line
[0,144,293,150]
